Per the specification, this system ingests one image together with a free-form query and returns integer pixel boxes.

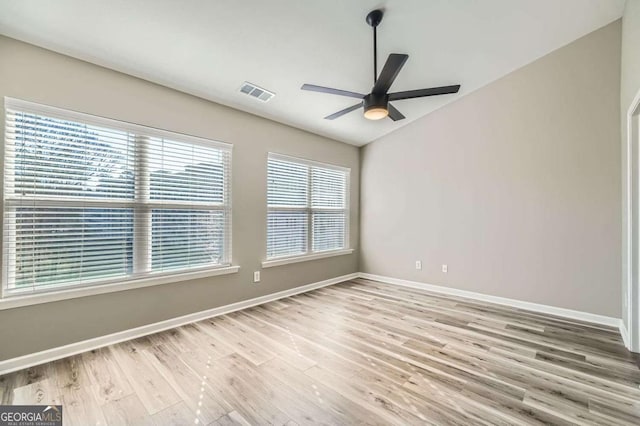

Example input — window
[267,153,349,261]
[3,98,232,297]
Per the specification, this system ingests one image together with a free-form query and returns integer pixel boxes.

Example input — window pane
[267,154,349,259]
[311,167,346,208]
[4,102,233,296]
[267,210,307,258]
[268,158,308,207]
[152,209,226,271]
[148,138,227,204]
[312,211,346,252]
[10,207,133,291]
[9,111,135,199]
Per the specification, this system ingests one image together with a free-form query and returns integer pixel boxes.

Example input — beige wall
[360,21,622,317]
[621,0,640,344]
[0,36,359,361]
[621,2,640,128]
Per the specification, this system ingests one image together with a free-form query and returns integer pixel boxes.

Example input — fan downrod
[367,9,384,82]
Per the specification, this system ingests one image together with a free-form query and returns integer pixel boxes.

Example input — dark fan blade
[324,102,363,120]
[372,54,409,95]
[387,104,405,121]
[389,85,460,101]
[301,84,365,99]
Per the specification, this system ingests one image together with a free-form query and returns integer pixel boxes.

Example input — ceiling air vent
[239,82,275,102]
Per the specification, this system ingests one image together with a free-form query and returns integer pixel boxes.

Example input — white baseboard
[619,320,630,349]
[619,319,640,353]
[0,270,632,374]
[358,273,623,330]
[0,273,358,375]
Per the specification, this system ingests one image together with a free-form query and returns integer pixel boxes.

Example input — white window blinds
[3,98,232,296]
[267,153,348,260]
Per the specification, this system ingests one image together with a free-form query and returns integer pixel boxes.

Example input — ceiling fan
[301,9,461,121]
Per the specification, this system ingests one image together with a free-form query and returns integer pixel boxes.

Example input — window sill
[261,249,354,268]
[0,265,240,310]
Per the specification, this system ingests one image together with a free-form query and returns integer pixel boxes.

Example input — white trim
[262,249,354,268]
[2,97,234,303]
[4,97,231,151]
[268,152,351,173]
[358,273,622,329]
[620,320,630,349]
[624,88,640,353]
[0,272,359,375]
[266,152,351,261]
[0,265,240,310]
[345,167,351,250]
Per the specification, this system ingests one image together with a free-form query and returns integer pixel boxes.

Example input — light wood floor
[1,278,639,425]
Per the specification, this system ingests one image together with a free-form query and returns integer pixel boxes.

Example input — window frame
[264,152,351,266]
[2,97,236,303]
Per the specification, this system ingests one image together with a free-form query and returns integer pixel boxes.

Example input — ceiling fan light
[363,92,389,120]
[364,107,389,120]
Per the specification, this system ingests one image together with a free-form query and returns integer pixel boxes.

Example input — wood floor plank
[241,308,408,384]
[59,384,108,426]
[1,278,638,425]
[522,391,624,425]
[225,353,357,425]
[52,355,93,392]
[1,364,55,405]
[211,410,253,426]
[100,394,155,426]
[143,343,230,424]
[151,400,205,425]
[197,316,276,366]
[587,396,640,425]
[110,338,182,415]
[219,314,316,370]
[194,353,291,425]
[246,305,415,385]
[304,363,428,425]
[81,347,134,405]
[403,371,570,425]
[12,378,61,406]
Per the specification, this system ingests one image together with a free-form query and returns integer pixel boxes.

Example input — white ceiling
[0,0,625,146]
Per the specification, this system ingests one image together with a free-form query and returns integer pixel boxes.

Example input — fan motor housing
[364,92,389,112]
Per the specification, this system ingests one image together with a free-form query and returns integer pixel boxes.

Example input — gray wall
[0,36,359,361]
[621,0,640,342]
[360,21,622,317]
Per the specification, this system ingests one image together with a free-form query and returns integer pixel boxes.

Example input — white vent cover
[239,82,275,102]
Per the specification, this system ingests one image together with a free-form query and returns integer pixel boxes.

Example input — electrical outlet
[415,261,422,270]
[442,264,448,273]
[253,271,260,283]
